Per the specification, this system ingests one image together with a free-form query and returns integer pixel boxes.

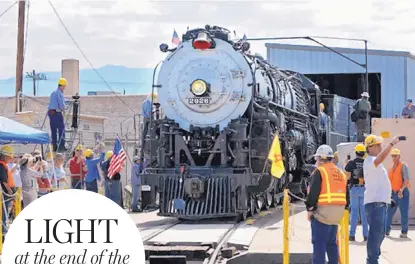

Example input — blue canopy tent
[0,116,50,144]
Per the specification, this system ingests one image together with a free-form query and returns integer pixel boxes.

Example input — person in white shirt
[54,153,68,190]
[7,157,23,207]
[7,157,22,189]
[20,154,43,208]
[363,134,402,264]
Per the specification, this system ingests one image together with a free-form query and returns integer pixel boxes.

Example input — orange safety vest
[388,162,409,192]
[317,162,347,206]
[0,160,15,188]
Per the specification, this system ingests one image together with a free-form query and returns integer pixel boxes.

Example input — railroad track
[139,193,302,263]
[142,219,241,264]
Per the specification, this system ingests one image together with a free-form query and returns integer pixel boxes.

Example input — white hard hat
[314,144,334,158]
[361,92,370,98]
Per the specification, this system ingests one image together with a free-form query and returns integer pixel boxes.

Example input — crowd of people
[0,142,145,241]
[306,134,410,264]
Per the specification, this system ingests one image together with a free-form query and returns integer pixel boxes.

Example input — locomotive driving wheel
[257,195,265,211]
[265,192,273,209]
[249,195,260,216]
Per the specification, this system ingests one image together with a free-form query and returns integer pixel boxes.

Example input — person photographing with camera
[363,134,404,264]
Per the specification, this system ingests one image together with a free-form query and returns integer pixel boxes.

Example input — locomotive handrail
[267,101,309,118]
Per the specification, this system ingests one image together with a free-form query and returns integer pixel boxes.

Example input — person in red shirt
[68,145,87,189]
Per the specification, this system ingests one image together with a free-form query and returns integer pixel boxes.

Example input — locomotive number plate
[188,97,211,104]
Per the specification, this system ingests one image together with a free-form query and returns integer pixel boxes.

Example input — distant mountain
[0,65,154,97]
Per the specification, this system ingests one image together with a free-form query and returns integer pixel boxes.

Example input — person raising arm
[372,136,400,168]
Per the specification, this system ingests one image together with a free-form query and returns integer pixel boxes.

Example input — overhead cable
[47,0,136,114]
[0,1,17,19]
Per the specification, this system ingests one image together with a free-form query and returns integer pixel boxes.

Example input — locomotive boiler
[142,25,329,221]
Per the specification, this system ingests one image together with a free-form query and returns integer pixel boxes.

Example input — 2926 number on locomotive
[188,97,211,105]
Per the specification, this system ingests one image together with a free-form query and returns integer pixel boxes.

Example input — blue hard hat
[407,98,413,103]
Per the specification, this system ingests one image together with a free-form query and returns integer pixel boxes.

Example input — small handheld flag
[267,133,285,178]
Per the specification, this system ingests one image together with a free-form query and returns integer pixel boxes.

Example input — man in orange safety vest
[305,144,349,264]
[386,148,410,238]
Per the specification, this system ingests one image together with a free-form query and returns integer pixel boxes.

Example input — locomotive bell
[193,32,211,50]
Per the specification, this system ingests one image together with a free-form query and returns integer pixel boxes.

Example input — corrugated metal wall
[266,44,407,118]
[406,57,415,101]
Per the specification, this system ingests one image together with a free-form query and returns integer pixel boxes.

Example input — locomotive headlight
[190,80,207,96]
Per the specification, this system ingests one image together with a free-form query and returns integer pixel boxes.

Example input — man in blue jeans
[344,143,368,241]
[363,135,402,264]
[131,156,144,212]
[48,78,68,152]
[386,148,410,238]
[305,145,349,264]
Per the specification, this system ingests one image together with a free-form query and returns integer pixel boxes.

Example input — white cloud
[0,0,415,79]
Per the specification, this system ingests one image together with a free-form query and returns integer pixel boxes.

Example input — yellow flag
[267,133,285,178]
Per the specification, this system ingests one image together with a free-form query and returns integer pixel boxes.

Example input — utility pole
[25,70,47,96]
[15,0,26,112]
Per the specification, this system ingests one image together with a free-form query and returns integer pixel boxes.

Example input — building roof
[265,43,415,60]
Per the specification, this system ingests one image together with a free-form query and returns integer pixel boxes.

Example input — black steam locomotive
[141,25,352,221]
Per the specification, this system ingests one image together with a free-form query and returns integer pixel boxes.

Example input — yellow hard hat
[105,151,114,160]
[0,145,14,157]
[320,103,325,110]
[75,144,83,151]
[354,144,366,152]
[83,149,93,158]
[58,78,68,86]
[364,134,383,147]
[390,148,401,156]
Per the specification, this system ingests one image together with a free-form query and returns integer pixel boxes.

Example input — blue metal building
[266,43,415,118]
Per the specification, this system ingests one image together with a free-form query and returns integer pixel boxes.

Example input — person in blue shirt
[102,152,122,207]
[319,103,327,130]
[319,103,328,144]
[83,145,105,193]
[131,156,145,212]
[140,93,157,157]
[48,78,68,152]
[100,151,113,199]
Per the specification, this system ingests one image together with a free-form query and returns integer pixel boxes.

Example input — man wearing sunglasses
[363,134,402,264]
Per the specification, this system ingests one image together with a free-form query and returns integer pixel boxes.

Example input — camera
[72,93,80,100]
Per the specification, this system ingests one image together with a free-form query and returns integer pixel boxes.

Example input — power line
[47,0,136,114]
[0,1,17,19]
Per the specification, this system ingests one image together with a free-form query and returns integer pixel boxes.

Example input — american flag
[108,137,126,179]
[172,29,181,45]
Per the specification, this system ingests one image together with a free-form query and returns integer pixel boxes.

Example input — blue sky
[0,65,153,96]
[1,0,414,95]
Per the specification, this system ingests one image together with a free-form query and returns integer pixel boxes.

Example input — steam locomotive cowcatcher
[142,25,332,221]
